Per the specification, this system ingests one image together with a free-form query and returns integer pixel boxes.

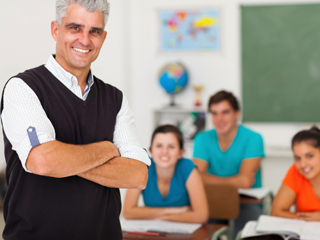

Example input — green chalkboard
[241,4,320,122]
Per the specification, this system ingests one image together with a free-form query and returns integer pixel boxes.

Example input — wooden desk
[123,224,226,240]
[240,195,263,205]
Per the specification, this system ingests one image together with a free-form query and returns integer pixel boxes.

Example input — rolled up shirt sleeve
[1,78,56,172]
[113,95,151,166]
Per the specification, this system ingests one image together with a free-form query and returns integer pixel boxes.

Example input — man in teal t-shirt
[193,90,265,236]
[193,90,265,189]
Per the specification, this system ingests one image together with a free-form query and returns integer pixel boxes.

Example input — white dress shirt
[1,55,150,172]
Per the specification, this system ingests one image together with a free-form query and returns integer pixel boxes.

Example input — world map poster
[159,9,220,51]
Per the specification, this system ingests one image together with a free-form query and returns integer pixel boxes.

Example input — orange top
[283,164,320,212]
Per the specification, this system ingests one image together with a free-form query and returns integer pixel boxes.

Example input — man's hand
[78,157,148,190]
[296,211,320,221]
[235,157,261,188]
[233,173,256,189]
[193,158,257,188]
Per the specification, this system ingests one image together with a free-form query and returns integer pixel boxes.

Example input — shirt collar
[44,55,94,89]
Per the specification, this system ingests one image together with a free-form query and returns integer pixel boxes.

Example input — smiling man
[0,1,150,239]
[193,90,264,188]
[192,90,265,236]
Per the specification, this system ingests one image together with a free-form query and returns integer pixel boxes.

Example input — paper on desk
[238,187,272,199]
[256,215,320,240]
[241,221,266,238]
[120,218,202,234]
[299,221,320,240]
[241,220,297,240]
[256,215,303,235]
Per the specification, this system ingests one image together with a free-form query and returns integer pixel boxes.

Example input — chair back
[205,184,240,220]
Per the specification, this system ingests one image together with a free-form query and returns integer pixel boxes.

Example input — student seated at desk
[193,90,264,189]
[271,126,320,221]
[192,90,265,237]
[123,124,208,223]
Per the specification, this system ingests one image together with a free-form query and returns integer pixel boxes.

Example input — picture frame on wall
[158,8,221,52]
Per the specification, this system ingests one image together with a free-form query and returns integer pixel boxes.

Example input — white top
[1,55,151,172]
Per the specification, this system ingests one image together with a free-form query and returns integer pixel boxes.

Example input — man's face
[209,100,240,137]
[51,3,107,75]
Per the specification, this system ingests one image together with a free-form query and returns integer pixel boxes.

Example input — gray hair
[56,0,110,27]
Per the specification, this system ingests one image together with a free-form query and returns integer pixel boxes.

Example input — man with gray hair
[1,0,150,239]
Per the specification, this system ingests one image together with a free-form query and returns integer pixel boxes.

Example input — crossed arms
[193,157,262,189]
[27,140,148,190]
[2,77,149,190]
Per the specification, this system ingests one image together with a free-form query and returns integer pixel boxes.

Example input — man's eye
[91,30,101,35]
[71,27,80,31]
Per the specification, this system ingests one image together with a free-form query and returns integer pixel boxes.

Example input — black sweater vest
[1,66,123,240]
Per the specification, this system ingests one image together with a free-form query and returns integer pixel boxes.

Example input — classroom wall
[127,0,320,149]
[1,0,320,195]
[125,0,320,195]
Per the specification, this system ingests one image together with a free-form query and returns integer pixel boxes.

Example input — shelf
[154,106,206,141]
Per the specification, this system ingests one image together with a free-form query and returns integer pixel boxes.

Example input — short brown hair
[208,90,240,111]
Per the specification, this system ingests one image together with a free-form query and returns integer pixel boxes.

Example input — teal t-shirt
[193,125,265,188]
[142,158,196,207]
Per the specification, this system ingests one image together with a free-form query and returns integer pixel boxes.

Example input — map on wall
[159,9,220,52]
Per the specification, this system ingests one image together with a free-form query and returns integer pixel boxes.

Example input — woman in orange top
[271,126,320,221]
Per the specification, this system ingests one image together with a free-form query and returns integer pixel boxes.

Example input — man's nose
[79,32,91,46]
[215,114,223,122]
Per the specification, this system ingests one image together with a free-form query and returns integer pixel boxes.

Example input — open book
[238,187,272,200]
[241,215,320,240]
[120,218,202,234]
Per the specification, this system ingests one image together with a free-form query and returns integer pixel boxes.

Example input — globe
[159,63,189,105]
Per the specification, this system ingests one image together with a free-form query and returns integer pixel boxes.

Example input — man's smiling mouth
[72,47,90,53]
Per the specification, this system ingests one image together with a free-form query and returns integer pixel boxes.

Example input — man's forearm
[201,173,235,185]
[201,173,252,188]
[78,157,148,190]
[27,140,119,178]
